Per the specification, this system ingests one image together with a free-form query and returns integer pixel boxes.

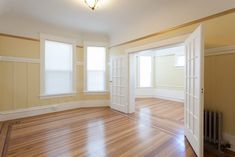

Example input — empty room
[0,1,235,157]
[132,45,185,136]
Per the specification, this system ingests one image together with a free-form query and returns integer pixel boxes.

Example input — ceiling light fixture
[84,0,99,10]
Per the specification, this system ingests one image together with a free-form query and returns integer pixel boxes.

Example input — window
[86,46,106,92]
[41,36,76,97]
[138,56,153,88]
[175,55,185,67]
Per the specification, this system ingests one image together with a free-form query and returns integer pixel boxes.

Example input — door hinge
[201,88,204,94]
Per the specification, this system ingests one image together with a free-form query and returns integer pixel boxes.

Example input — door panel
[185,25,204,157]
[110,55,128,113]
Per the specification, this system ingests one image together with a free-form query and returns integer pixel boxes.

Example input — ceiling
[0,0,235,45]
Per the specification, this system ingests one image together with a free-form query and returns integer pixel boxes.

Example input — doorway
[125,25,204,157]
[133,45,185,134]
[110,25,204,157]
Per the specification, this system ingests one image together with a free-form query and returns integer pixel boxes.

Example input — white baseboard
[223,133,235,152]
[136,88,184,102]
[136,95,155,99]
[0,100,109,121]
[154,95,184,102]
[154,88,184,102]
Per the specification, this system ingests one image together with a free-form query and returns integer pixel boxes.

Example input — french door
[185,25,204,157]
[110,55,128,113]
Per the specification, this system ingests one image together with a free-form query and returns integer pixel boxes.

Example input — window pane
[139,56,152,87]
[44,40,74,95]
[87,47,106,71]
[87,71,105,91]
[87,46,106,91]
[45,40,73,71]
[175,55,185,67]
[45,71,73,94]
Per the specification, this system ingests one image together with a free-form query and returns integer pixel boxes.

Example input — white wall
[136,55,184,102]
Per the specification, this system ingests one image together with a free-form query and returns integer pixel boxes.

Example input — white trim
[128,53,136,113]
[0,100,110,121]
[0,56,40,63]
[154,95,184,103]
[83,90,109,94]
[0,56,84,66]
[40,34,77,98]
[205,45,235,56]
[154,85,184,89]
[223,133,235,152]
[40,92,77,99]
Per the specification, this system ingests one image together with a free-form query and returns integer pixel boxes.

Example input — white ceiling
[0,0,235,45]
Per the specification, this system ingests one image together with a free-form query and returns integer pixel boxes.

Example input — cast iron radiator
[204,110,222,151]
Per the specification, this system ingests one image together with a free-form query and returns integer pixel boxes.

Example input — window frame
[137,56,154,88]
[84,42,108,94]
[40,34,77,99]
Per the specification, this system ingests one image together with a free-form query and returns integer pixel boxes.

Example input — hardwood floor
[130,98,185,137]
[0,99,198,157]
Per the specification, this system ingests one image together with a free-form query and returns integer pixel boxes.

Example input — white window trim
[40,34,77,99]
[136,56,154,88]
[84,42,108,93]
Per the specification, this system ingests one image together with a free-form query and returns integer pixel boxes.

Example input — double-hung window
[40,35,76,97]
[138,56,153,88]
[85,46,106,92]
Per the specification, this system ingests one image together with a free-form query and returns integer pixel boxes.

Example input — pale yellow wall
[155,55,184,90]
[110,12,235,136]
[0,36,40,58]
[205,53,235,136]
[135,55,184,90]
[0,35,109,111]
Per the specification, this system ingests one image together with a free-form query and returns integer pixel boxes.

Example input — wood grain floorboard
[129,98,185,137]
[1,99,200,156]
[0,122,11,157]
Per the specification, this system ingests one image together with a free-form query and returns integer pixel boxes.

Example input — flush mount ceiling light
[84,0,99,10]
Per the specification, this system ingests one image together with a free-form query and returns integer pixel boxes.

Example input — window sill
[83,91,109,95]
[174,66,185,69]
[136,87,154,89]
[40,92,77,99]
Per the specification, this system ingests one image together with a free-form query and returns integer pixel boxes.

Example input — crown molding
[205,45,235,56]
